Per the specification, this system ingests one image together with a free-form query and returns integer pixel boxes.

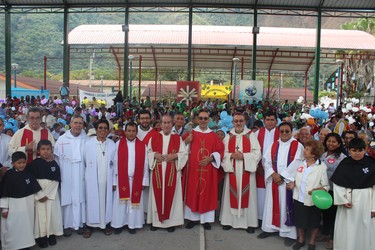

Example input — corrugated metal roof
[67,24,375,74]
[69,25,375,51]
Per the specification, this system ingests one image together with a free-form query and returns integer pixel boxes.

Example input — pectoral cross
[60,141,70,158]
[236,145,240,152]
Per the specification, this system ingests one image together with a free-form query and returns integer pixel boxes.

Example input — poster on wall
[238,80,263,102]
[177,81,200,106]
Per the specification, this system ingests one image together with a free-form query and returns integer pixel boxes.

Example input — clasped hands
[231,151,244,160]
[271,172,284,186]
[155,152,177,162]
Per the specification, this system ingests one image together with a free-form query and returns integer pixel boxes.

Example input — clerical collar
[139,125,151,132]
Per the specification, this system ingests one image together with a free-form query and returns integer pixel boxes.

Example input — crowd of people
[0,92,374,250]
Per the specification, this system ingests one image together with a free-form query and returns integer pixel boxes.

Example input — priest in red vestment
[184,110,224,230]
[9,107,54,164]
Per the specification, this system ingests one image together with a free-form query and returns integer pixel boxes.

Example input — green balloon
[312,190,333,210]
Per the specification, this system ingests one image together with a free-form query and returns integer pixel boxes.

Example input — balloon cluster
[53,99,62,105]
[218,111,233,131]
[65,106,74,115]
[57,118,67,126]
[40,99,48,105]
[0,99,5,103]
[309,107,329,120]
[3,117,18,133]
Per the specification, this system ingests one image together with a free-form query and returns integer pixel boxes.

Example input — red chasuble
[183,130,224,214]
[151,133,180,222]
[256,127,279,188]
[21,128,49,164]
[142,129,159,145]
[117,138,146,205]
[227,131,252,209]
[270,140,298,227]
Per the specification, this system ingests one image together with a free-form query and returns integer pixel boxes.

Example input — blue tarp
[10,88,50,99]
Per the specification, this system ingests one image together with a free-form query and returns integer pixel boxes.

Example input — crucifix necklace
[99,141,106,156]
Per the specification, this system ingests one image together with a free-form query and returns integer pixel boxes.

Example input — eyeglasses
[198,117,209,121]
[280,130,291,134]
[234,120,244,123]
[97,126,109,130]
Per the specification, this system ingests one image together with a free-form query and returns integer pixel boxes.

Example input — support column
[252,8,258,80]
[187,6,193,81]
[123,7,130,99]
[63,7,69,89]
[5,7,11,97]
[313,11,322,103]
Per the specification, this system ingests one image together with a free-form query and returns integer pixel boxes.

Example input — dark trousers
[321,190,337,239]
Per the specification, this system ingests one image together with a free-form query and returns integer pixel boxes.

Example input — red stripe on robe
[142,129,159,145]
[21,128,49,164]
[270,140,298,228]
[151,133,180,222]
[228,131,251,209]
[256,127,279,188]
[117,138,145,205]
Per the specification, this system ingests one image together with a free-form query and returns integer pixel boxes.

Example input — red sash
[21,128,49,164]
[143,129,159,145]
[228,131,251,209]
[270,140,298,227]
[117,138,145,205]
[256,127,279,188]
[151,133,180,222]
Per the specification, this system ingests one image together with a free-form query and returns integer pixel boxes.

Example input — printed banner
[177,81,200,106]
[200,84,231,99]
[238,80,264,102]
[79,89,117,107]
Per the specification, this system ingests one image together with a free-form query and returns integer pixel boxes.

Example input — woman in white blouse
[286,140,329,250]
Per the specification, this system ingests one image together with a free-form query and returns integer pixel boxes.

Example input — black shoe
[167,226,175,232]
[150,226,158,231]
[203,223,211,230]
[222,225,232,230]
[284,238,296,247]
[128,228,136,234]
[246,227,255,234]
[77,227,84,235]
[48,235,57,245]
[257,232,273,239]
[114,228,123,234]
[185,221,197,229]
[308,244,316,250]
[63,228,72,237]
[37,237,48,248]
[293,241,305,250]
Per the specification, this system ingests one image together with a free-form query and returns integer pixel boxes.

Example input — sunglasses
[198,117,209,121]
[280,130,291,134]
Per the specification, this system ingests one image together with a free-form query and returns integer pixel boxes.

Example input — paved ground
[29,222,328,250]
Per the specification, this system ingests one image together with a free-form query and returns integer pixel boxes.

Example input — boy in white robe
[330,138,375,250]
[28,140,63,248]
[0,152,44,250]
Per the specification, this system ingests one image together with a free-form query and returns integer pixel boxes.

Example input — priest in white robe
[220,113,261,233]
[147,115,188,232]
[54,115,87,236]
[111,122,149,234]
[258,122,304,246]
[0,118,11,174]
[84,119,116,237]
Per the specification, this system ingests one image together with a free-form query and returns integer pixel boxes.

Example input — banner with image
[238,80,263,102]
[79,89,117,107]
[200,84,231,99]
